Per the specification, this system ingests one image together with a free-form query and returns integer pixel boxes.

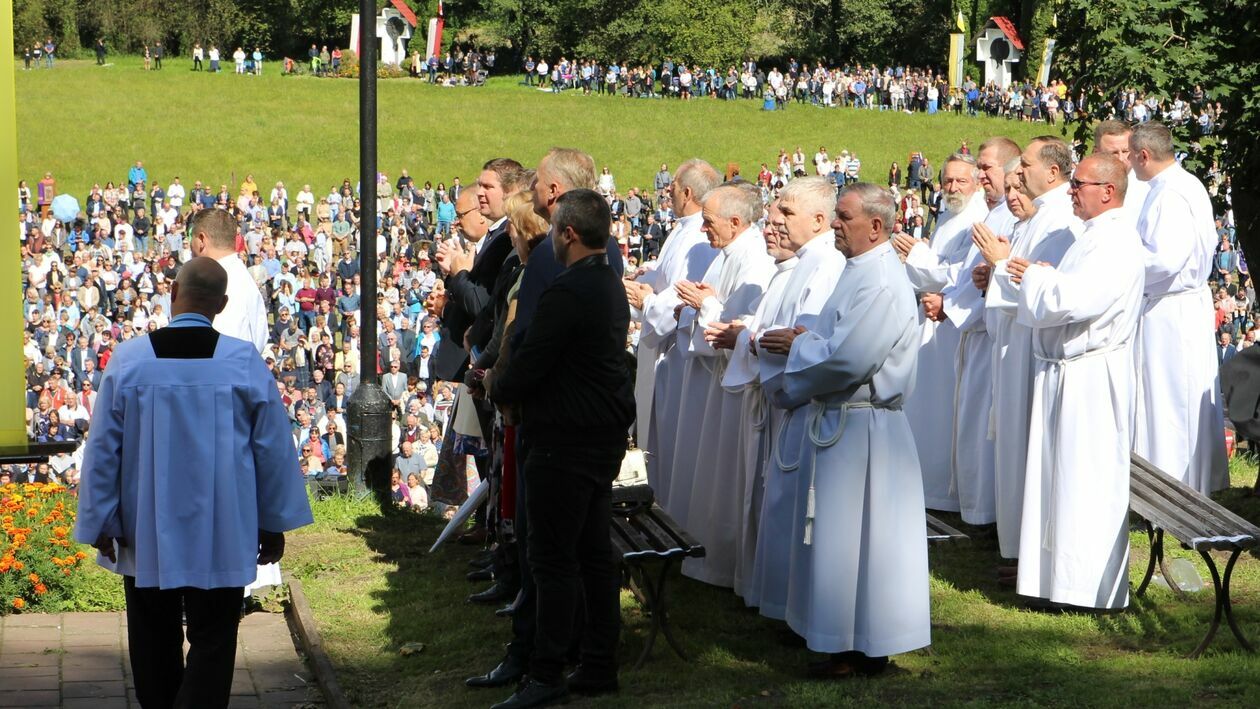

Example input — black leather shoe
[489,678,568,708]
[465,658,527,689]
[495,590,525,618]
[566,665,618,695]
[467,567,494,582]
[469,551,495,569]
[467,582,515,605]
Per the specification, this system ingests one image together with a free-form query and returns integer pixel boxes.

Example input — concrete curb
[285,578,352,709]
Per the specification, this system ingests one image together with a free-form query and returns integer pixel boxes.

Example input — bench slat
[926,513,968,543]
[1131,460,1244,538]
[1129,454,1260,551]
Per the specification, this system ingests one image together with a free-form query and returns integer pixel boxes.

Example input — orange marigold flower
[12,598,24,609]
[33,584,46,595]
[13,560,24,570]
[75,551,88,560]
[62,569,71,576]
[28,573,39,584]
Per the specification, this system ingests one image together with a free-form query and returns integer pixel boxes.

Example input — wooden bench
[1129,453,1260,657]
[609,487,969,668]
[927,513,970,545]
[610,485,704,669]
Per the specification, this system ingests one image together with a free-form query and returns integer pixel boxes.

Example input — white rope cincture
[802,399,874,546]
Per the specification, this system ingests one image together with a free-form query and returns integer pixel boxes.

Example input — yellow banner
[1,0,29,452]
[948,33,965,89]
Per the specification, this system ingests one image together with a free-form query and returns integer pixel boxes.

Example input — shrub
[0,483,94,614]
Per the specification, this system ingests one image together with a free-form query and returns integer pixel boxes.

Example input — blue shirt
[75,317,313,589]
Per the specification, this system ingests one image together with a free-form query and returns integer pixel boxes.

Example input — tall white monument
[975,17,1024,89]
[350,1,417,67]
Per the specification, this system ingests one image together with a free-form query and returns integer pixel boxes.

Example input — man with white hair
[758,183,929,678]
[1007,153,1143,609]
[974,135,1080,565]
[893,153,988,513]
[668,182,775,588]
[625,160,722,462]
[1130,121,1227,494]
[740,178,846,614]
[936,137,1019,527]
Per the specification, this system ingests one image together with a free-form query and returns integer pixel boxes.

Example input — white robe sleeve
[941,247,986,330]
[1141,193,1198,287]
[73,363,126,544]
[639,286,685,348]
[1017,254,1127,328]
[904,241,949,292]
[986,258,1020,312]
[778,286,903,409]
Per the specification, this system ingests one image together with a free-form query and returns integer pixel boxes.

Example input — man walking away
[75,258,313,708]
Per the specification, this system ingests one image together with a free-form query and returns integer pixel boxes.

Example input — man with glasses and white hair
[1129,121,1228,495]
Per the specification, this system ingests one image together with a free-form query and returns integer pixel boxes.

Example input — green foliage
[1052,0,1257,262]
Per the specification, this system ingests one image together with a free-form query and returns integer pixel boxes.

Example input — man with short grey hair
[756,181,929,678]
[1129,121,1227,494]
[667,182,775,590]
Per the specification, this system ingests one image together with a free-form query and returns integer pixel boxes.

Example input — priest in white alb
[975,136,1080,565]
[1129,121,1228,494]
[893,154,989,512]
[628,160,722,504]
[1008,154,1143,609]
[669,182,775,587]
[938,137,1019,526]
[705,199,797,599]
[718,178,845,606]
[759,183,928,678]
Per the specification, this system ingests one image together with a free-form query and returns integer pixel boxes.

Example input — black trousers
[524,445,623,683]
[123,577,243,709]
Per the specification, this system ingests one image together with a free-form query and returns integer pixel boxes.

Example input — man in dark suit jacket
[1219,331,1238,366]
[70,336,94,383]
[434,158,527,382]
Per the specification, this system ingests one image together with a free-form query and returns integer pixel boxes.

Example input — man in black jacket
[487,189,633,708]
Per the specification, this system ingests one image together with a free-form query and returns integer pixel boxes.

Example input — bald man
[76,257,312,709]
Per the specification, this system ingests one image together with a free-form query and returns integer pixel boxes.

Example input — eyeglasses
[456,208,479,218]
[1069,178,1110,190]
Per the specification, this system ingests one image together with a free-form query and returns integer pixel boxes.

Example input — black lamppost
[347,1,393,500]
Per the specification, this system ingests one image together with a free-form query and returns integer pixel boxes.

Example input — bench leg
[1189,549,1255,658]
[631,558,688,670]
[1135,523,1161,597]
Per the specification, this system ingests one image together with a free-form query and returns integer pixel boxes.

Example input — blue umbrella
[51,194,80,223]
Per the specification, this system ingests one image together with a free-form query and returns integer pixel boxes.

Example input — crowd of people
[521,56,1225,132]
[13,115,1237,705]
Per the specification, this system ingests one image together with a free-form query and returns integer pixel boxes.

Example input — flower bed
[0,483,90,613]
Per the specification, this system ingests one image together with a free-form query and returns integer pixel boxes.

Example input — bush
[0,483,95,614]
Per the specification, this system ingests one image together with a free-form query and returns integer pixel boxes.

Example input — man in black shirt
[487,189,633,708]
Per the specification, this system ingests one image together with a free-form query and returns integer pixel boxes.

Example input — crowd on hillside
[521,57,1226,133]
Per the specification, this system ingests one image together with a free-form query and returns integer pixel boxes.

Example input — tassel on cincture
[803,486,816,545]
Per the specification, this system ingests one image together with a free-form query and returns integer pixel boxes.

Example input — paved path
[0,611,322,708]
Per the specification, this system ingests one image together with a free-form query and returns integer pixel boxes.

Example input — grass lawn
[17,58,1052,200]
[287,461,1260,708]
